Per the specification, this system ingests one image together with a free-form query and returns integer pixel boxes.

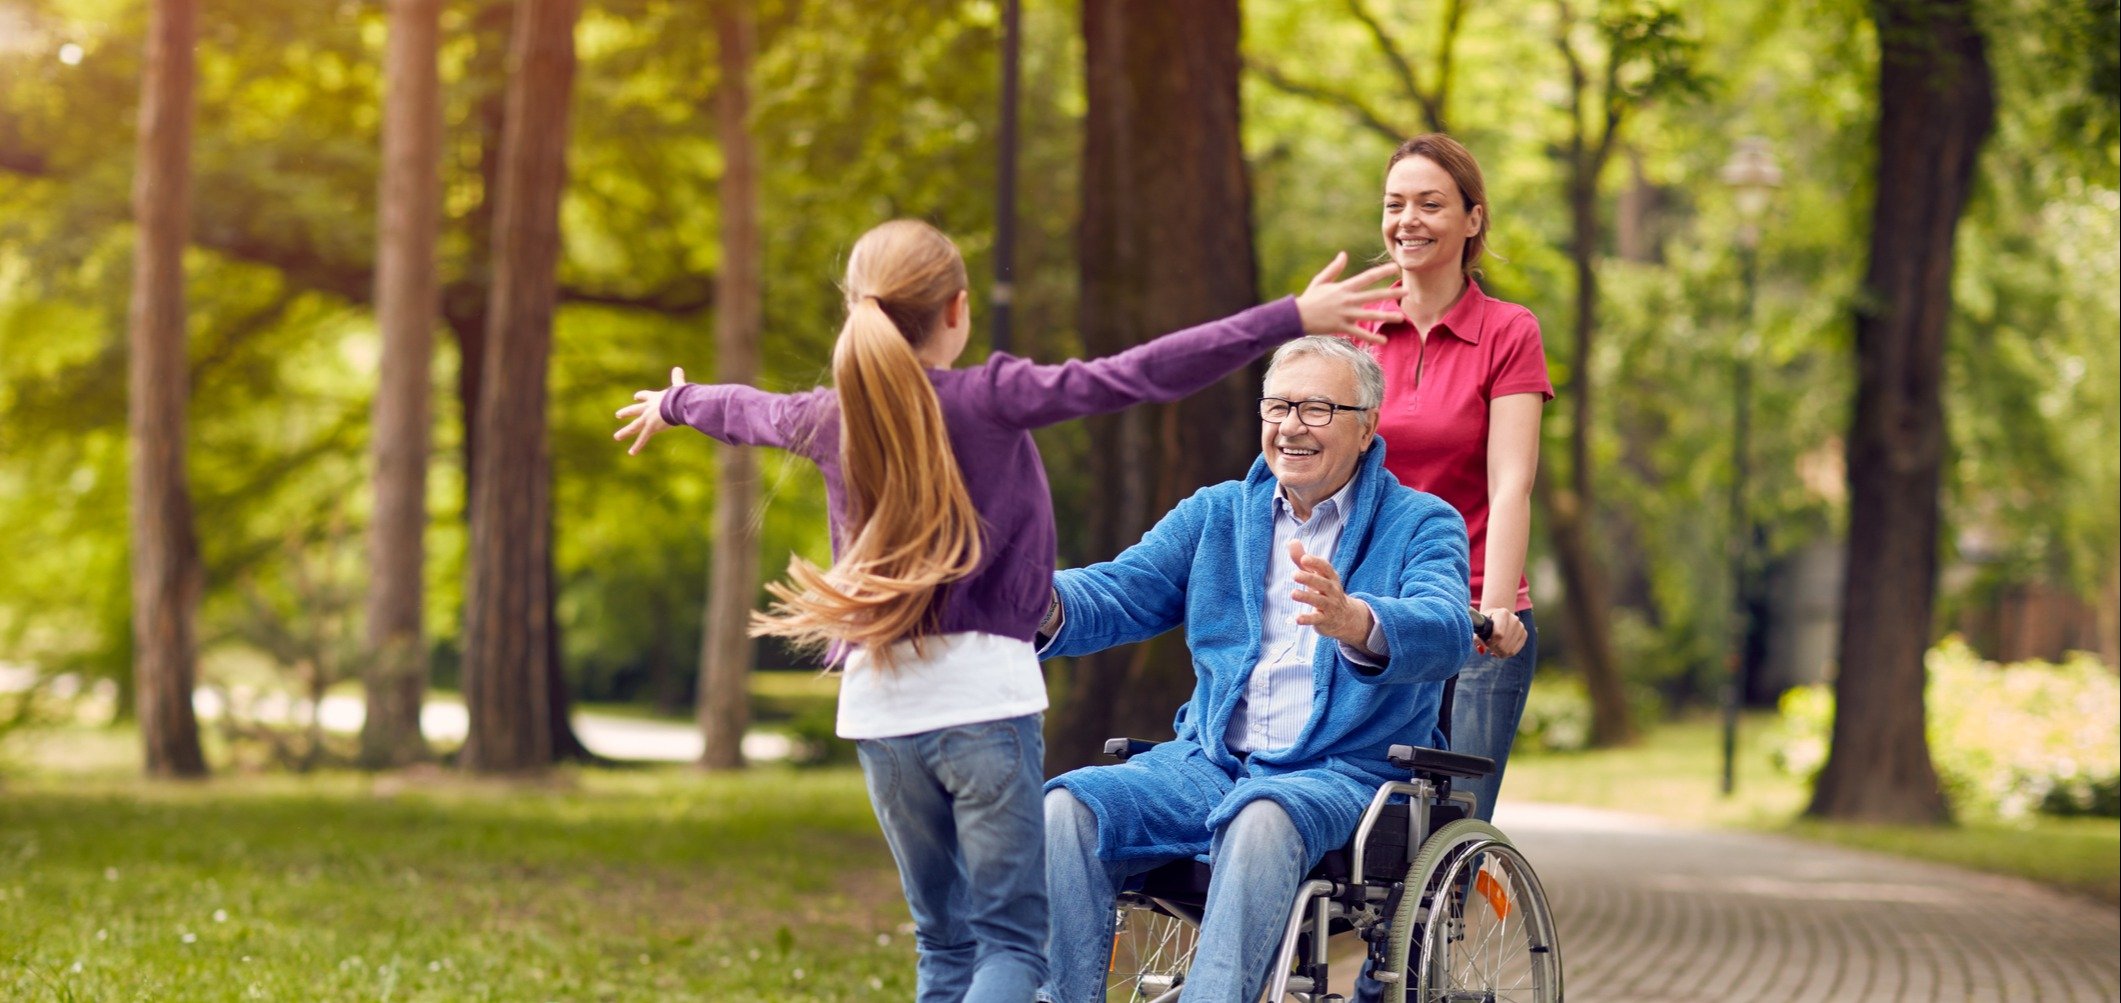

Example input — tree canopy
[0,0,2113,749]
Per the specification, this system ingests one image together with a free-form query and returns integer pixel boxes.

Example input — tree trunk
[1808,0,1993,824]
[445,2,515,495]
[697,0,762,771]
[544,505,594,761]
[128,0,208,779]
[1046,0,1258,775]
[460,0,580,774]
[360,0,443,770]
[1548,167,1634,747]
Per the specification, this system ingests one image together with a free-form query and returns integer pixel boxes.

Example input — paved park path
[1496,802,2121,1002]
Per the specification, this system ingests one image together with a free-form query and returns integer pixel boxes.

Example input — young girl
[614,219,1394,1002]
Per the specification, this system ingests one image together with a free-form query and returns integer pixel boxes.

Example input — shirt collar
[1273,472,1358,527]
[1371,278,1493,345]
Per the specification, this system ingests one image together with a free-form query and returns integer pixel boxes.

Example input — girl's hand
[614,367,686,455]
[1294,252,1401,346]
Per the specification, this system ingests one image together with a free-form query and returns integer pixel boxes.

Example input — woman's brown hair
[1386,133,1489,277]
[750,220,984,667]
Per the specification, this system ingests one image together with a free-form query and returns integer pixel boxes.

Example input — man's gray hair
[1264,335,1385,411]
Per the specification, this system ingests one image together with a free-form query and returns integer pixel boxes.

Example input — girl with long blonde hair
[616,218,1394,1001]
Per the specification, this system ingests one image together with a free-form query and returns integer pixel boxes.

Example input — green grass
[746,671,841,726]
[1507,713,2121,904]
[0,735,913,1001]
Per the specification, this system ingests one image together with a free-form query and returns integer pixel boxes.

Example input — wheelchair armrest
[1387,743,1494,779]
[1103,737,1160,761]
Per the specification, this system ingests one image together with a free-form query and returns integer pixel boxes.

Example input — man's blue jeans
[1039,789,1307,1003]
[1450,610,1537,823]
[857,713,1048,1003]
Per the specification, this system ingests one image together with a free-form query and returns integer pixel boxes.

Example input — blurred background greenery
[0,0,2114,809]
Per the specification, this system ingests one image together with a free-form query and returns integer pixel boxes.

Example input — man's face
[1260,354,1375,512]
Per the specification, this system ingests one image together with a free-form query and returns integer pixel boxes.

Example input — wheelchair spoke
[1108,900,1199,1003]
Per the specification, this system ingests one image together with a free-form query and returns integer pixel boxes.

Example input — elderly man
[1033,336,1473,1002]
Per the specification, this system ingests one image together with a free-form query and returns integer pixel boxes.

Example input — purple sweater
[660,296,1305,644]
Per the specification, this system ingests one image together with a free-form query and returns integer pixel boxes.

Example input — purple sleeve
[659,383,828,457]
[972,297,1305,430]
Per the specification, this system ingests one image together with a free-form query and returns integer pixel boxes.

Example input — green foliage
[1771,638,2121,819]
[0,0,2114,738]
[1515,673,1593,753]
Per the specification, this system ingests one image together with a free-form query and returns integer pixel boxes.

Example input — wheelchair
[1098,615,1563,1002]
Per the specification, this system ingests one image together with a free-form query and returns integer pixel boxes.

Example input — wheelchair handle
[1469,605,1494,642]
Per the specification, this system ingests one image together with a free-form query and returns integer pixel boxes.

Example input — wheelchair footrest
[1387,744,1494,779]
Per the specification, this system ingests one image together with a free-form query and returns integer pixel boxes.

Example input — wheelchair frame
[1100,740,1564,1003]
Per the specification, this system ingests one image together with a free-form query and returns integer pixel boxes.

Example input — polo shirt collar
[1385,278,1493,345]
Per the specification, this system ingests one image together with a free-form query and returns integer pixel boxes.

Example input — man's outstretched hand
[1289,540,1375,650]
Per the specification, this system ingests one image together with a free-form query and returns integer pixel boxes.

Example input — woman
[1358,134,1551,824]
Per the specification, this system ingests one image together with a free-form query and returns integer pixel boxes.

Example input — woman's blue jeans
[857,713,1049,1003]
[1450,609,1538,822]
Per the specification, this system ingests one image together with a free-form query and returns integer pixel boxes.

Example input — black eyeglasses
[1258,397,1373,427]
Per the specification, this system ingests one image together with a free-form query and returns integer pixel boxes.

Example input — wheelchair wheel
[1106,897,1198,1003]
[1381,819,1562,1003]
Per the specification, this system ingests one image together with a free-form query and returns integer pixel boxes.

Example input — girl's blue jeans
[856,712,1049,1003]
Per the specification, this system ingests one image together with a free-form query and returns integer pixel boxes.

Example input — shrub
[1771,637,2121,819]
[1516,674,1593,753]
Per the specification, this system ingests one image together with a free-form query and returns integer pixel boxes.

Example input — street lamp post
[1719,136,1780,796]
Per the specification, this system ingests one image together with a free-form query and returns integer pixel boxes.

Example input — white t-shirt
[834,631,1047,740]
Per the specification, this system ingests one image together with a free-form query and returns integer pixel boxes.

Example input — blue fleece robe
[1044,440,1471,870]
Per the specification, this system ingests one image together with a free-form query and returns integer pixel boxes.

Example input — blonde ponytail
[750,221,984,668]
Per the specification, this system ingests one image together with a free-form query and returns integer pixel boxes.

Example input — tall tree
[1046,0,1259,774]
[696,0,762,771]
[1809,0,1994,824]
[128,0,208,778]
[444,1,594,763]
[461,0,582,773]
[1536,0,1700,747]
[360,0,444,770]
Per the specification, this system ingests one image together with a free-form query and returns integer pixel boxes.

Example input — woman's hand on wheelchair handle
[1481,605,1526,658]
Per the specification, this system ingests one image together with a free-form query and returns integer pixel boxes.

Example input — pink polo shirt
[1355,280,1552,611]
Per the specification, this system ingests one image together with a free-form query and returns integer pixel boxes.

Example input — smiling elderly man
[1032,336,1474,1003]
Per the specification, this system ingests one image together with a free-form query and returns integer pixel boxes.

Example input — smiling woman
[1354,134,1555,829]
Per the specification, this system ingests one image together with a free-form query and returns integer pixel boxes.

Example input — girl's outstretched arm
[615,366,820,456]
[980,254,1400,430]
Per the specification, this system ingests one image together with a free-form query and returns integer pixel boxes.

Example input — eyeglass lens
[1259,400,1339,426]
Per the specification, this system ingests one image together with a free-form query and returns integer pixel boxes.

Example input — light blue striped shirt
[1225,479,1389,753]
